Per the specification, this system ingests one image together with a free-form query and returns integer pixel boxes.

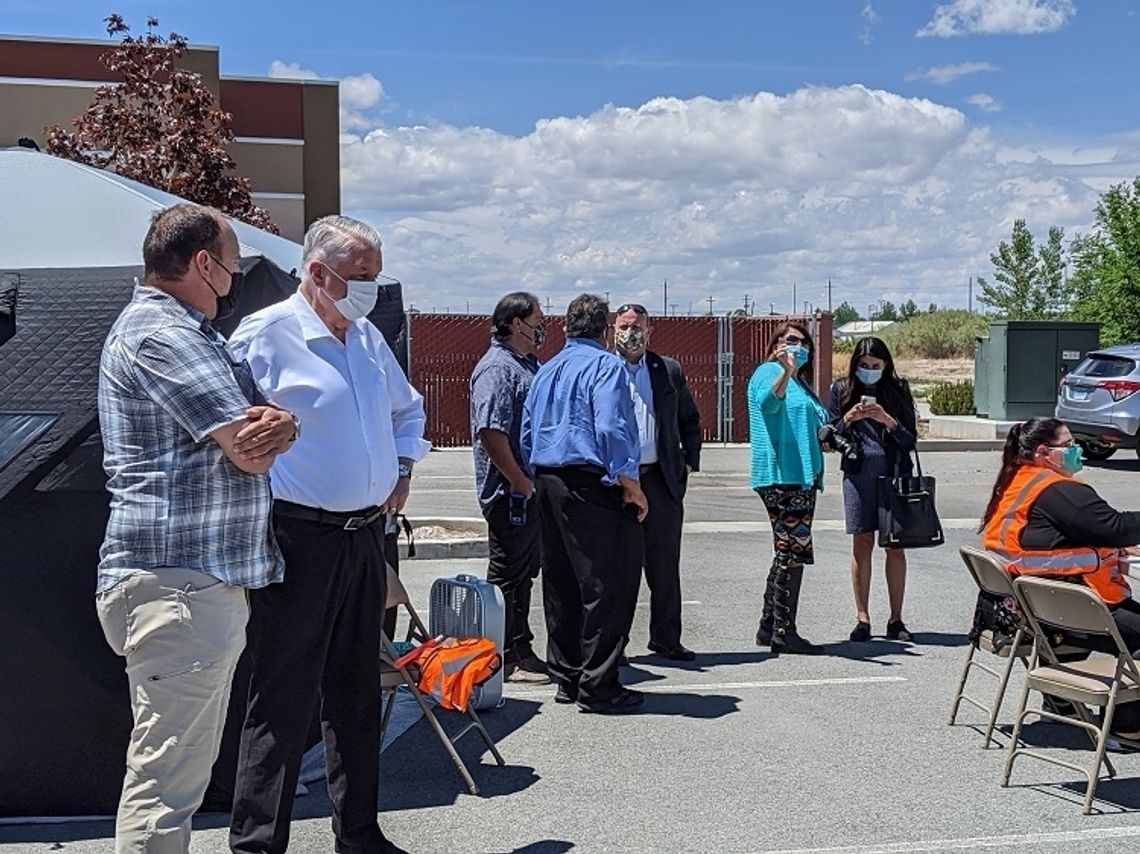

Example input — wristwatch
[397,462,413,479]
[288,412,301,442]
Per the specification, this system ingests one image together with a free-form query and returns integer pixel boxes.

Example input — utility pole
[792,281,797,315]
[663,279,668,316]
[545,296,553,314]
[827,278,833,313]
[742,294,751,315]
[804,300,811,315]
[706,295,716,315]
[466,300,470,313]
[968,276,973,314]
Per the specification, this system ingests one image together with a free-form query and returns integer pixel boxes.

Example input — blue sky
[6,1,1140,314]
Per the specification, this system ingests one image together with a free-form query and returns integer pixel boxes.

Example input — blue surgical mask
[855,367,883,385]
[1058,444,1083,475]
[786,344,810,368]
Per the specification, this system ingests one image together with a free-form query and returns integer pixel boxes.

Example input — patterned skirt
[756,484,817,566]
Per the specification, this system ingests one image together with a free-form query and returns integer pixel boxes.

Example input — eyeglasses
[783,334,807,346]
[615,303,648,317]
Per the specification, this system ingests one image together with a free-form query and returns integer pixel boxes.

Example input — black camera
[818,424,861,463]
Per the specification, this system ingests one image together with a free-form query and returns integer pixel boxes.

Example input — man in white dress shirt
[227,216,429,854]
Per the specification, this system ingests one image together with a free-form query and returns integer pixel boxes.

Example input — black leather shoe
[756,626,773,646]
[577,688,645,714]
[648,642,697,662]
[771,631,825,655]
[554,683,578,704]
[849,620,872,642]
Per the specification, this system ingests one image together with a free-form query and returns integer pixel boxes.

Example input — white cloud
[268,60,388,132]
[967,93,1004,112]
[906,61,1000,85]
[267,60,321,80]
[336,83,1115,313]
[859,2,880,45]
[918,0,1076,38]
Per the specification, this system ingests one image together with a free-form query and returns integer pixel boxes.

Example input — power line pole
[968,276,973,314]
[828,278,833,313]
[663,279,668,316]
[545,296,553,313]
[706,295,716,315]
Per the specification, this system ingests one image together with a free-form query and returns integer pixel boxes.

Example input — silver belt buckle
[343,515,366,531]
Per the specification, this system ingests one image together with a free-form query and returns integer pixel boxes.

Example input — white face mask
[322,263,379,321]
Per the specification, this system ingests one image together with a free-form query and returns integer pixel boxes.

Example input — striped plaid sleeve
[132,326,250,443]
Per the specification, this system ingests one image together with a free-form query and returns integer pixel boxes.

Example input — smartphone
[860,394,876,407]
[508,491,527,526]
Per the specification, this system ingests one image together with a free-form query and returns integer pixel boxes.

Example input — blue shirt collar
[566,337,605,350]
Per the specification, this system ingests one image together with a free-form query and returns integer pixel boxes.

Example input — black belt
[535,464,606,477]
[640,462,659,474]
[273,499,386,532]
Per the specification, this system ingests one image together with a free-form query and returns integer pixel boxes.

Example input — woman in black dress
[827,337,917,642]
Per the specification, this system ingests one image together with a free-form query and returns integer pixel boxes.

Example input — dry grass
[831,355,973,399]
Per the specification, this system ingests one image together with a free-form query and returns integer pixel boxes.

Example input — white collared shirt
[624,356,658,465]
[228,292,431,512]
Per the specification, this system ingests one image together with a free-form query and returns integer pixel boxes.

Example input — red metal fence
[409,313,831,447]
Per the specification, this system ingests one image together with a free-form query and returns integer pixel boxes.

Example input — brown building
[0,34,340,241]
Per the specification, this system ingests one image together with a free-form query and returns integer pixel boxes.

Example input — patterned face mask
[614,328,646,354]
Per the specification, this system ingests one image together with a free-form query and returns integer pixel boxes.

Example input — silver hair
[301,215,382,266]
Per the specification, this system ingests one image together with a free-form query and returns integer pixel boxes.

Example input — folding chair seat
[380,566,505,796]
[1002,576,1140,814]
[948,546,1034,748]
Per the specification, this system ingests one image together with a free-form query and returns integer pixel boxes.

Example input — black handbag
[876,447,944,549]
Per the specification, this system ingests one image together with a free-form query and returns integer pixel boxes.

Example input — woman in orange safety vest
[981,416,1140,653]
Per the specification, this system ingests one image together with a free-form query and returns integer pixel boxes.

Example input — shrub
[879,310,988,359]
[929,380,976,416]
[832,337,855,354]
[832,351,851,378]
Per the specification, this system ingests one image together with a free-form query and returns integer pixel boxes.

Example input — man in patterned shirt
[96,204,298,854]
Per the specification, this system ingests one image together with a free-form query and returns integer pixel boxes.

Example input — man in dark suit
[614,303,702,661]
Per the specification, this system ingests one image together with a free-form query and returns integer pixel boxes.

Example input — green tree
[877,300,899,321]
[45,15,277,233]
[976,219,1069,319]
[1070,178,1140,345]
[899,299,920,320]
[832,301,861,326]
[927,302,939,314]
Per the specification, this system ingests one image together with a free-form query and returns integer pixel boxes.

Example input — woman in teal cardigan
[748,321,828,655]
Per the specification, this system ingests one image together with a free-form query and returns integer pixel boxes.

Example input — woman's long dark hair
[837,337,911,419]
[979,417,1065,530]
[764,321,815,387]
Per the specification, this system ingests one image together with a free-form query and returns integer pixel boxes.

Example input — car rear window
[1076,355,1136,378]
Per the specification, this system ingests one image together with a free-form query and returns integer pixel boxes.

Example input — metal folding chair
[1002,576,1140,814]
[380,566,506,795]
[948,546,1033,748]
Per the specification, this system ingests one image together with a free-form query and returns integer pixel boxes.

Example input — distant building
[0,34,339,241]
[835,319,896,339]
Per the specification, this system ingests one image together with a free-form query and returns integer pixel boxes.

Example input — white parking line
[506,675,905,697]
[529,600,703,610]
[683,518,979,534]
[750,825,1140,853]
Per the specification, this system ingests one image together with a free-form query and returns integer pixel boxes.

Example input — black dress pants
[638,463,685,648]
[229,513,388,854]
[485,494,542,662]
[535,466,642,705]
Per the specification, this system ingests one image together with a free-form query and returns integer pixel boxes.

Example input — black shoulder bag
[876,446,944,549]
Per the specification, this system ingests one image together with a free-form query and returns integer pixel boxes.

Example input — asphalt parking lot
[6,446,1140,853]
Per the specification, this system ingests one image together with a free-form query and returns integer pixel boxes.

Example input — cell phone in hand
[860,395,876,406]
[508,491,527,526]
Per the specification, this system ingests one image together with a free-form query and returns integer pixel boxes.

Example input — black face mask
[204,268,244,320]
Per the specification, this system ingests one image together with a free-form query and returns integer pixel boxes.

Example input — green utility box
[973,321,1100,420]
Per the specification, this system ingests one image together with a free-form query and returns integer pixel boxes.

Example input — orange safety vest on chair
[982,465,1130,605]
[416,638,501,712]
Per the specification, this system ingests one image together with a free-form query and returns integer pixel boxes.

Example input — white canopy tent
[0,147,303,272]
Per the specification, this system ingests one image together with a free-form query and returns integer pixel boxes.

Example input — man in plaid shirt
[96,204,298,854]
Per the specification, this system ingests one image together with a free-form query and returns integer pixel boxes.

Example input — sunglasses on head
[615,303,648,317]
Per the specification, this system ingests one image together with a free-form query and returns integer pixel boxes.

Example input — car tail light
[1098,379,1140,401]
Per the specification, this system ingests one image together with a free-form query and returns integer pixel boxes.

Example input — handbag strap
[893,446,924,480]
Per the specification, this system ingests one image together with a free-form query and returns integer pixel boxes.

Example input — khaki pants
[96,568,248,854]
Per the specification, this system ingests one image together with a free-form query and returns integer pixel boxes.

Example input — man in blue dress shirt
[522,293,648,714]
